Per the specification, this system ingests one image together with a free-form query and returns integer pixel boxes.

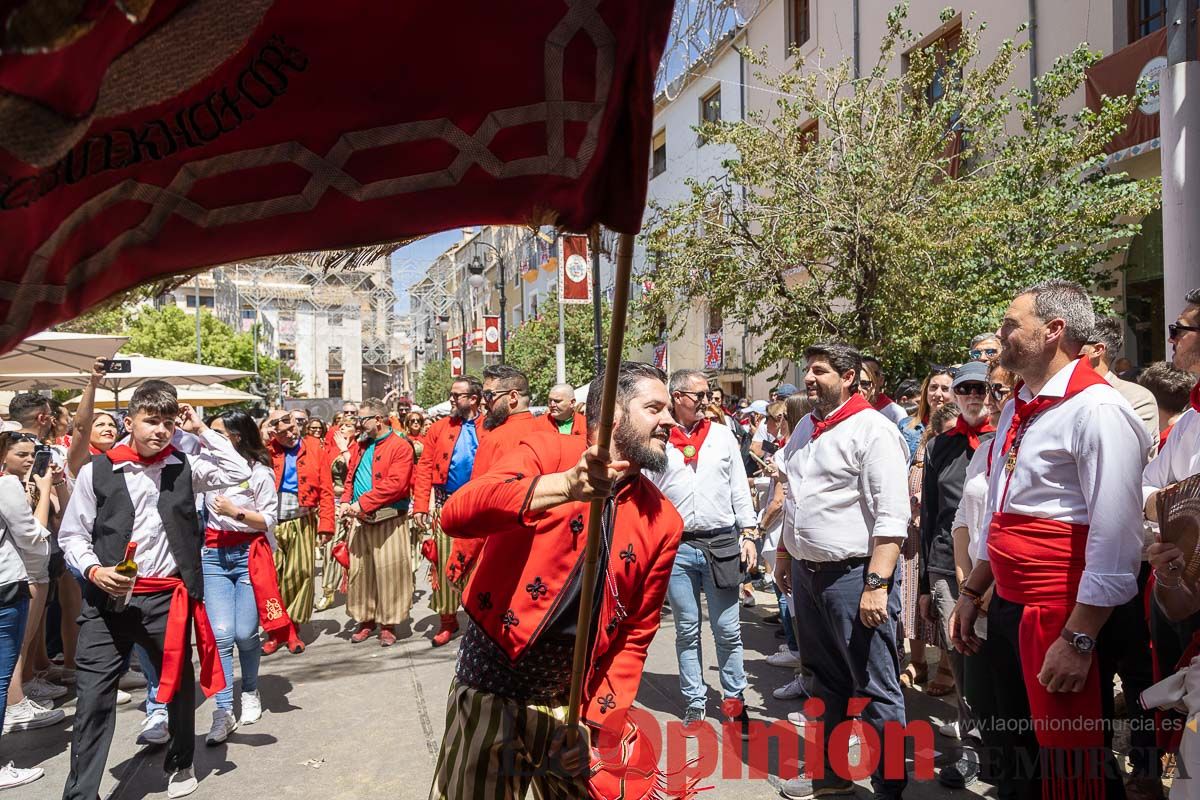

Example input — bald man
[544,383,585,436]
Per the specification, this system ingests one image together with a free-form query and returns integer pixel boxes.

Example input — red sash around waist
[130,576,225,704]
[985,512,1104,796]
[205,527,294,637]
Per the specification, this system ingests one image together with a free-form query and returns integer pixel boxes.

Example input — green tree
[640,4,1160,380]
[504,289,636,403]
[415,359,453,408]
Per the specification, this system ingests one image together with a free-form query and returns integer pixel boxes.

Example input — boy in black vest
[57,385,252,800]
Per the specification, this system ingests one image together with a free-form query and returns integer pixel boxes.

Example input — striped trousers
[275,513,317,625]
[319,517,350,600]
[348,516,413,626]
[429,512,462,617]
[429,681,586,800]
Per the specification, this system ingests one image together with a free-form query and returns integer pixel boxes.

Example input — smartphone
[100,359,131,373]
[31,445,52,477]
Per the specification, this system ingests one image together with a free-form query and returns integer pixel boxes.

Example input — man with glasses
[544,383,585,436]
[916,360,995,788]
[411,376,486,647]
[264,408,335,654]
[647,369,758,734]
[968,333,1001,364]
[1082,316,1160,455]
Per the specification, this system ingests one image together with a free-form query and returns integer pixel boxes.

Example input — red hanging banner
[449,347,464,377]
[559,235,592,305]
[483,315,501,354]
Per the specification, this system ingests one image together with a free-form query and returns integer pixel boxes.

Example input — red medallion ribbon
[204,527,294,637]
[130,576,225,703]
[668,419,710,467]
[986,511,1104,798]
[809,394,871,441]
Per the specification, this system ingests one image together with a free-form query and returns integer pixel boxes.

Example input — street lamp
[467,256,486,290]
[436,314,450,331]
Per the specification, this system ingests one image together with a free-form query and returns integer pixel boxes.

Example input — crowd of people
[0,278,1198,800]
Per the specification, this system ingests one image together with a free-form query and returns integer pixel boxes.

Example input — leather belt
[797,556,869,573]
[682,526,734,543]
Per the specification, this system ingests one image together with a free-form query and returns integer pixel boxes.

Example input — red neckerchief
[946,415,996,450]
[872,393,893,412]
[809,394,872,441]
[88,444,104,456]
[668,418,711,467]
[106,444,176,466]
[1190,379,1200,413]
[1161,424,1175,446]
[988,357,1108,480]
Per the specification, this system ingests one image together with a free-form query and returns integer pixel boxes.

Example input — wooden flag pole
[566,231,634,732]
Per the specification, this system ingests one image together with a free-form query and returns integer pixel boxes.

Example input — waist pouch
[684,528,743,590]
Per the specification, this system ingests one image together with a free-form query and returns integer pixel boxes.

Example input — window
[1130,0,1198,42]
[328,377,343,399]
[650,129,666,178]
[328,346,343,371]
[185,294,214,308]
[279,348,295,362]
[706,305,724,334]
[700,87,721,125]
[788,0,811,51]
[329,312,343,326]
[799,118,819,150]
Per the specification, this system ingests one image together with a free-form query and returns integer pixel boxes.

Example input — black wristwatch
[1060,629,1095,654]
[864,571,892,590]
[236,511,247,522]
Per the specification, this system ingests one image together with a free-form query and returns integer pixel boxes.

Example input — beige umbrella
[63,383,258,411]
[0,355,254,407]
[0,332,127,374]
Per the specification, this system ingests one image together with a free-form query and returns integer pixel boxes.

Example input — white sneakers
[0,761,44,790]
[136,711,170,746]
[2,698,65,733]
[766,645,803,669]
[23,675,67,701]
[205,709,237,746]
[167,767,198,799]
[116,689,132,706]
[239,691,262,726]
[787,713,861,749]
[773,675,808,700]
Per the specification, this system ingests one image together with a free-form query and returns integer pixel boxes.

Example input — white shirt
[877,401,909,426]
[951,443,991,565]
[59,429,252,579]
[778,400,910,562]
[976,360,1150,607]
[0,475,50,585]
[1143,406,1200,508]
[648,421,757,532]
[205,462,280,549]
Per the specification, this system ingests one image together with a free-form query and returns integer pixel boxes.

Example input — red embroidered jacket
[446,410,542,581]
[341,432,415,513]
[439,432,683,732]
[411,414,489,514]
[543,410,587,437]
[268,436,335,534]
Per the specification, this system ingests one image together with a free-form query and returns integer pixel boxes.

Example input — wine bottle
[108,542,138,612]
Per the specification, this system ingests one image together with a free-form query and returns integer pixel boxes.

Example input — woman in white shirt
[201,411,280,745]
[0,431,55,789]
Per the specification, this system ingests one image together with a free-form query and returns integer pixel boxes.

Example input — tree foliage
[639,4,1161,380]
[504,289,637,403]
[415,358,453,408]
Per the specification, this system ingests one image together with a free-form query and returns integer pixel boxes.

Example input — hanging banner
[704,332,723,370]
[450,347,464,377]
[559,235,592,304]
[652,342,667,370]
[1085,28,1167,153]
[470,327,484,350]
[483,315,501,354]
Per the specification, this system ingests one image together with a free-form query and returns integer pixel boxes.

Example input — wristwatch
[236,511,247,522]
[864,571,892,590]
[1060,629,1095,654]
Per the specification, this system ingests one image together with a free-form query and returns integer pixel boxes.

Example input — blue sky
[390,230,462,313]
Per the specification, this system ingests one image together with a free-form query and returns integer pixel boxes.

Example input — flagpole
[566,231,633,735]
[556,265,567,385]
[590,228,603,376]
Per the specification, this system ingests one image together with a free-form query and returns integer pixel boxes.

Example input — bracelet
[53,479,66,487]
[1155,570,1184,590]
[958,584,983,601]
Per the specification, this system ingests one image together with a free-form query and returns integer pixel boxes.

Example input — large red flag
[0,0,672,354]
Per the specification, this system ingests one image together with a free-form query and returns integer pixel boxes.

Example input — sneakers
[116,689,132,706]
[741,591,757,608]
[777,777,855,799]
[205,709,237,746]
[0,762,44,790]
[2,698,65,733]
[239,691,262,726]
[379,627,397,647]
[137,711,170,746]
[286,637,305,654]
[787,713,860,748]
[47,667,76,685]
[313,593,334,612]
[261,637,284,656]
[681,706,706,735]
[766,647,803,669]
[773,675,810,701]
[937,755,980,789]
[119,670,148,690]
[23,675,67,701]
[432,614,459,647]
[722,697,752,741]
[351,621,377,643]
[167,767,198,799]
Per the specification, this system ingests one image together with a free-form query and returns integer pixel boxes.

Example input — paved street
[15,573,981,800]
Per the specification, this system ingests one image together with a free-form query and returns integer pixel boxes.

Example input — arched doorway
[1123,208,1165,366]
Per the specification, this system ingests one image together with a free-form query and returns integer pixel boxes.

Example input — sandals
[899,662,928,688]
[925,667,956,697]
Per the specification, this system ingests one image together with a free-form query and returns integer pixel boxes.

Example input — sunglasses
[5,432,38,444]
[953,382,988,397]
[447,392,476,402]
[969,348,999,360]
[988,383,1012,401]
[859,380,874,389]
[678,390,713,403]
[1169,322,1200,340]
[929,364,960,378]
[481,389,514,404]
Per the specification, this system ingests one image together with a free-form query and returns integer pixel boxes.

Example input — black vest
[87,454,204,606]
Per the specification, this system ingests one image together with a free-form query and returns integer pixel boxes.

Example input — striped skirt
[429,511,462,617]
[347,515,413,626]
[275,512,317,626]
[429,681,586,800]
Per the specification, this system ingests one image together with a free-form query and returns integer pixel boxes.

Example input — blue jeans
[667,541,746,711]
[775,585,799,653]
[0,599,30,736]
[135,645,166,717]
[791,559,907,797]
[202,546,260,711]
